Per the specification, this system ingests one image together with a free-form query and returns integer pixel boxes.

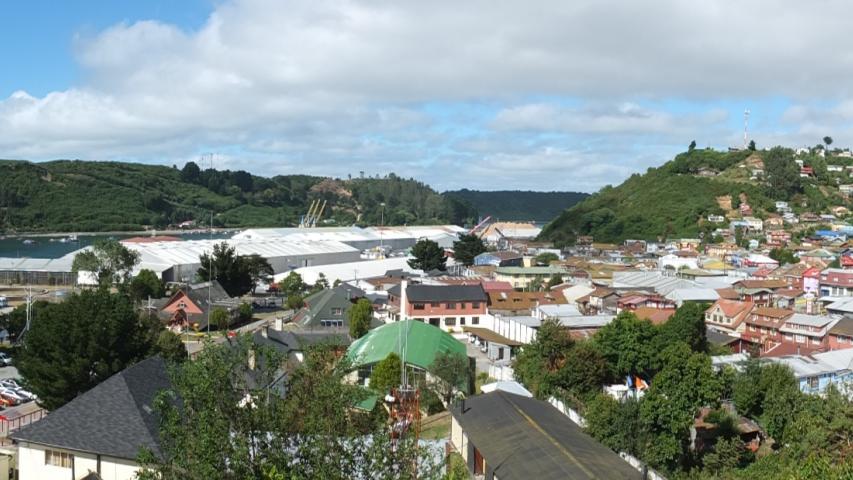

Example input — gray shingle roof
[388,284,488,302]
[450,391,641,480]
[12,356,172,460]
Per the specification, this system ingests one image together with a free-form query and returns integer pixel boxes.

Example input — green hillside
[443,189,588,221]
[540,147,853,246]
[0,160,477,233]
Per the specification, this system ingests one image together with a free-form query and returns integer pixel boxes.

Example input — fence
[0,407,46,438]
[546,396,667,480]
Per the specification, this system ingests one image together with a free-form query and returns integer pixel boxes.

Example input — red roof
[708,299,754,318]
[634,307,676,325]
[761,342,825,358]
[803,267,822,278]
[481,281,514,292]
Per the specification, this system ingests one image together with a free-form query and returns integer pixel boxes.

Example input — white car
[0,353,12,366]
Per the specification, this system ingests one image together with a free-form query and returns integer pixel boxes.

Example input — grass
[420,411,450,440]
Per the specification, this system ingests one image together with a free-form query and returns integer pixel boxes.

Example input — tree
[748,140,756,151]
[769,248,798,266]
[452,234,487,267]
[584,394,643,455]
[286,294,304,311]
[311,273,330,293]
[408,239,447,271]
[534,252,559,266]
[428,352,470,406]
[211,307,230,331]
[688,140,697,152]
[154,330,188,363]
[197,242,253,297]
[370,352,402,393]
[17,289,158,410]
[238,302,253,322]
[824,136,833,153]
[71,238,140,288]
[557,341,608,396]
[659,302,708,353]
[0,300,48,341]
[278,272,306,297]
[512,318,574,397]
[138,341,440,479]
[348,298,373,339]
[546,274,564,289]
[764,147,802,199]
[180,161,201,183]
[242,254,274,294]
[592,311,659,378]
[129,269,165,301]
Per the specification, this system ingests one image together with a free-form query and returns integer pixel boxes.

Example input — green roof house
[346,320,467,371]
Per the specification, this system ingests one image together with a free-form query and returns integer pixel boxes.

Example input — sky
[3,1,853,193]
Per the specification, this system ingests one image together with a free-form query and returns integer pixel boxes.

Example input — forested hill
[0,160,477,233]
[539,146,853,246]
[443,190,588,221]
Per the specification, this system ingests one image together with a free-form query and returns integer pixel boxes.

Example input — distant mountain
[443,189,589,222]
[539,146,852,246]
[0,160,477,233]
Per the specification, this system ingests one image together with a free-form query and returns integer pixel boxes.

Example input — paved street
[0,366,19,381]
[465,342,492,375]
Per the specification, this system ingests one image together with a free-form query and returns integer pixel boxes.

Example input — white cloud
[4,0,853,190]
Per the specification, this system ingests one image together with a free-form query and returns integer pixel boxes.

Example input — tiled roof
[828,317,853,337]
[634,307,675,325]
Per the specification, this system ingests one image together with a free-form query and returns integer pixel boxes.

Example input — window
[471,316,480,325]
[445,317,457,326]
[839,335,849,344]
[460,317,466,326]
[471,302,481,309]
[812,337,821,345]
[431,302,440,308]
[795,334,806,343]
[446,302,456,309]
[45,450,72,468]
[807,377,819,389]
[331,307,343,316]
[458,302,466,309]
[413,303,425,310]
[320,320,343,328]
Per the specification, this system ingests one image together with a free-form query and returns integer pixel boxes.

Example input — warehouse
[0,256,77,286]
[233,225,464,251]
[124,238,361,283]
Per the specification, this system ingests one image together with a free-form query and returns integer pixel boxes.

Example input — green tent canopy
[346,320,467,370]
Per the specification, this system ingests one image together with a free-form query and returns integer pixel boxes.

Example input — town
[0,194,852,478]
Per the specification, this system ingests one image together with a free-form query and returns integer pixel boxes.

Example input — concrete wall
[17,443,140,480]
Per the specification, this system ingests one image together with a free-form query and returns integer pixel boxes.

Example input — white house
[12,357,171,480]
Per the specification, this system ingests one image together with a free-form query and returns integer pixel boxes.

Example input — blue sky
[2,0,853,192]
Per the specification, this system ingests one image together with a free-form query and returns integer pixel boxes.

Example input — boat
[22,239,35,245]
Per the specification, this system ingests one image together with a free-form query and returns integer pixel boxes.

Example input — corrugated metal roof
[346,320,466,370]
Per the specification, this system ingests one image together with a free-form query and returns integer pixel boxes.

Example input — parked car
[0,389,23,406]
[0,353,12,366]
[0,379,20,389]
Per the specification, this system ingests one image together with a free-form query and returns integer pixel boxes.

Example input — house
[827,317,853,351]
[731,279,787,305]
[743,217,763,232]
[773,262,810,290]
[616,293,676,312]
[576,287,619,314]
[473,251,524,268]
[775,201,790,212]
[803,267,822,293]
[633,307,676,325]
[707,214,726,223]
[494,266,566,290]
[767,349,853,396]
[766,230,791,247]
[841,184,853,196]
[12,356,171,480]
[346,320,467,387]
[449,391,641,480]
[741,307,795,354]
[158,280,240,330]
[253,326,351,366]
[387,282,488,331]
[705,299,754,335]
[291,284,369,330]
[820,268,853,297]
[800,166,814,177]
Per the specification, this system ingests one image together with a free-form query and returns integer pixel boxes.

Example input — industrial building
[232,225,464,251]
[125,238,361,283]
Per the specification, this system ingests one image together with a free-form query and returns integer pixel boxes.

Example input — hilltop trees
[408,239,447,272]
[451,234,487,266]
[71,238,140,288]
[764,147,802,200]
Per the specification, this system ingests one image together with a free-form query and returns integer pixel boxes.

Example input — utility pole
[743,109,750,149]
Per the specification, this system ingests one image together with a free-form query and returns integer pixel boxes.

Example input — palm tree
[824,136,833,156]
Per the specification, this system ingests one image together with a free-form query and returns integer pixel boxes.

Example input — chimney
[261,325,268,338]
[400,280,408,322]
[274,317,283,331]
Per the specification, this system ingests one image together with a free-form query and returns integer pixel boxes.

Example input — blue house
[769,349,853,396]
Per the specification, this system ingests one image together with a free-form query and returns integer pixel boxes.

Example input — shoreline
[1,228,238,239]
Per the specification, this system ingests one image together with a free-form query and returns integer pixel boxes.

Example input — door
[473,447,484,475]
